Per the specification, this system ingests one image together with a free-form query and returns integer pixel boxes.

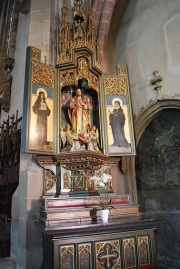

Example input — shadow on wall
[136,109,180,268]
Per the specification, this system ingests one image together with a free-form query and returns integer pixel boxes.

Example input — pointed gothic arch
[93,0,128,73]
[134,99,180,145]
[120,99,180,206]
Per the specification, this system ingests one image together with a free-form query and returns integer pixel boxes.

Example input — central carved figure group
[61,86,101,153]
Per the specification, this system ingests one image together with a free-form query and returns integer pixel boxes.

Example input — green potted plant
[90,173,114,222]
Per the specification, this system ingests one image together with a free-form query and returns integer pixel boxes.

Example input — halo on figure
[36,88,47,99]
[112,97,122,106]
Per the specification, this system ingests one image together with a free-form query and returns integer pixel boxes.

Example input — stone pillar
[0,0,9,58]
[28,0,52,64]
[0,0,20,63]
[11,153,43,269]
[10,2,55,268]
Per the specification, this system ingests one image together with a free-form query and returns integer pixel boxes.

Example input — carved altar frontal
[40,216,160,269]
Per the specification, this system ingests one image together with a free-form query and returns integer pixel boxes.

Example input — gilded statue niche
[60,77,102,153]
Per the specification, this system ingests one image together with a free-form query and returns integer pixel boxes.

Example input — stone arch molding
[134,99,180,145]
[92,0,128,73]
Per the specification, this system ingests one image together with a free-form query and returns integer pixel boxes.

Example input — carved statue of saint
[61,123,73,152]
[68,88,92,134]
[75,19,84,40]
[88,125,101,152]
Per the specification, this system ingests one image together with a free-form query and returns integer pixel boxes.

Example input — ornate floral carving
[117,65,127,75]
[32,62,54,89]
[59,69,77,87]
[104,77,127,97]
[31,47,41,60]
[43,169,56,192]
[63,171,70,189]
[89,73,100,92]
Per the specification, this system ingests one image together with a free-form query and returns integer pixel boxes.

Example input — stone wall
[28,0,52,65]
[111,1,180,267]
[136,109,180,268]
[111,0,180,116]
[11,154,43,269]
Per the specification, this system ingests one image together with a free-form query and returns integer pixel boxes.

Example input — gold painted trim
[52,228,156,241]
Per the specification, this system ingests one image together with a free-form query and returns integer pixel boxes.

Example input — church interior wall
[28,0,51,65]
[109,0,180,267]
[11,13,29,118]
[111,0,180,116]
[0,12,29,122]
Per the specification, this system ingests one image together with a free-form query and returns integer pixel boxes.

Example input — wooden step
[0,258,16,269]
[38,205,141,229]
[40,194,131,210]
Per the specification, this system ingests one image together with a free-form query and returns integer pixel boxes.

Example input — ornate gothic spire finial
[59,0,70,55]
[57,0,101,71]
[87,0,95,43]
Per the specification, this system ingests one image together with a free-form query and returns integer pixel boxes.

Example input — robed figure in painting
[33,91,51,146]
[109,101,129,148]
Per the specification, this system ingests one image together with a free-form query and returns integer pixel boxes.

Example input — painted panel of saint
[106,95,132,155]
[104,66,136,156]
[60,79,102,153]
[28,84,54,152]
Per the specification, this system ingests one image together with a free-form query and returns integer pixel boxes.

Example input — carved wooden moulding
[35,151,114,171]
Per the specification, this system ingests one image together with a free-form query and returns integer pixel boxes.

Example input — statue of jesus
[68,88,92,134]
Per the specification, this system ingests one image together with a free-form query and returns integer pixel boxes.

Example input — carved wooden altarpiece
[22,0,136,196]
[22,1,160,268]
